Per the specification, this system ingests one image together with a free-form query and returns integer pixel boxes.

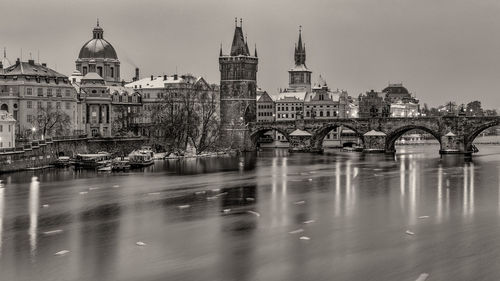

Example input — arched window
[0,104,8,112]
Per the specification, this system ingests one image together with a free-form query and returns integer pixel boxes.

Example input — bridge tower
[219,18,258,150]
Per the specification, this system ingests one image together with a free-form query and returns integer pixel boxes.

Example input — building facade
[358,90,390,118]
[125,74,218,136]
[0,110,15,148]
[219,20,258,147]
[256,90,275,122]
[0,59,79,139]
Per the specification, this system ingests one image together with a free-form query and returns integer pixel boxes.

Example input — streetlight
[31,127,36,140]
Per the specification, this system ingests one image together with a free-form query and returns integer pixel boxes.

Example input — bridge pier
[362,130,387,153]
[288,129,322,153]
[439,132,466,154]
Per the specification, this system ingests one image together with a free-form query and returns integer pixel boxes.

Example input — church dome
[78,21,118,60]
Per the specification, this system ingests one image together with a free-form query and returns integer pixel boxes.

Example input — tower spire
[294,25,306,66]
[97,18,99,27]
[254,44,258,57]
[220,43,223,56]
[230,19,250,56]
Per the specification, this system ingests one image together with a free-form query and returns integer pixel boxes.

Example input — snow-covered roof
[273,91,306,102]
[290,129,312,136]
[364,130,386,136]
[108,86,138,96]
[445,131,456,137]
[304,91,340,102]
[125,75,203,89]
[82,72,104,80]
[289,64,311,72]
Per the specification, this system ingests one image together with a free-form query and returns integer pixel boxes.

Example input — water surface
[1,145,500,281]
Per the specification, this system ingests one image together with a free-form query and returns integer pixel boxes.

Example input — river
[1,144,500,281]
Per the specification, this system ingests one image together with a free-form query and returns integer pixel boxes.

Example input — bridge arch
[464,120,500,152]
[311,123,364,149]
[385,125,441,152]
[249,127,290,147]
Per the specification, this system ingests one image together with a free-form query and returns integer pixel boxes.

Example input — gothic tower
[288,26,312,92]
[219,19,258,150]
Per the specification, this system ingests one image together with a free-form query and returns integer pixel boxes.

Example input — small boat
[129,150,154,168]
[74,152,112,169]
[54,156,71,167]
[98,165,112,172]
[111,159,131,171]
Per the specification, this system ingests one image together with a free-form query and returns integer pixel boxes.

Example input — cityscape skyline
[2,0,500,108]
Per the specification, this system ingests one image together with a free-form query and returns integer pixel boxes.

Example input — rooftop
[125,75,202,89]
[1,59,67,78]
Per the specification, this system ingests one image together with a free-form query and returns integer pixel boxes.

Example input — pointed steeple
[254,44,258,57]
[297,25,303,52]
[219,43,223,56]
[230,18,250,56]
[294,25,306,66]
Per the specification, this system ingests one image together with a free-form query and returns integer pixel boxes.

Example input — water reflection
[29,176,39,258]
[0,185,4,256]
[2,146,500,280]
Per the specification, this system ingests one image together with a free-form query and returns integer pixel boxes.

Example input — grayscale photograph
[1,0,500,280]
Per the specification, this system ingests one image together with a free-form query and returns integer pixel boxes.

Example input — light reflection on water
[1,145,500,280]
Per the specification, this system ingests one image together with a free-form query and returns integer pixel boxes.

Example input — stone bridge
[246,116,500,155]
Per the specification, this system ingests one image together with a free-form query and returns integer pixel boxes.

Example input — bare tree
[187,90,220,154]
[112,105,143,136]
[150,80,220,154]
[32,106,71,138]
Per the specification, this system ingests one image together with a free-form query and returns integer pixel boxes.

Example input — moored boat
[74,152,112,169]
[54,156,72,167]
[129,150,154,168]
[111,159,131,171]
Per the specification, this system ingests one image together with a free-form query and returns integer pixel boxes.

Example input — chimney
[135,67,139,81]
[150,75,153,81]
[41,63,47,67]
[163,75,167,80]
[28,59,35,65]
[16,58,20,65]
[174,74,178,80]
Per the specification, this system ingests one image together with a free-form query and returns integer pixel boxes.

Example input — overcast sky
[1,0,500,108]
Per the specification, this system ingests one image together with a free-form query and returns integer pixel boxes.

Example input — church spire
[230,18,250,56]
[294,25,306,66]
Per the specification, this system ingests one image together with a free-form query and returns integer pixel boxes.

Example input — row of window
[26,101,71,110]
[257,112,273,117]
[0,124,12,132]
[277,113,295,119]
[277,106,303,112]
[306,111,338,117]
[0,141,12,148]
[26,87,72,97]
[258,104,273,109]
